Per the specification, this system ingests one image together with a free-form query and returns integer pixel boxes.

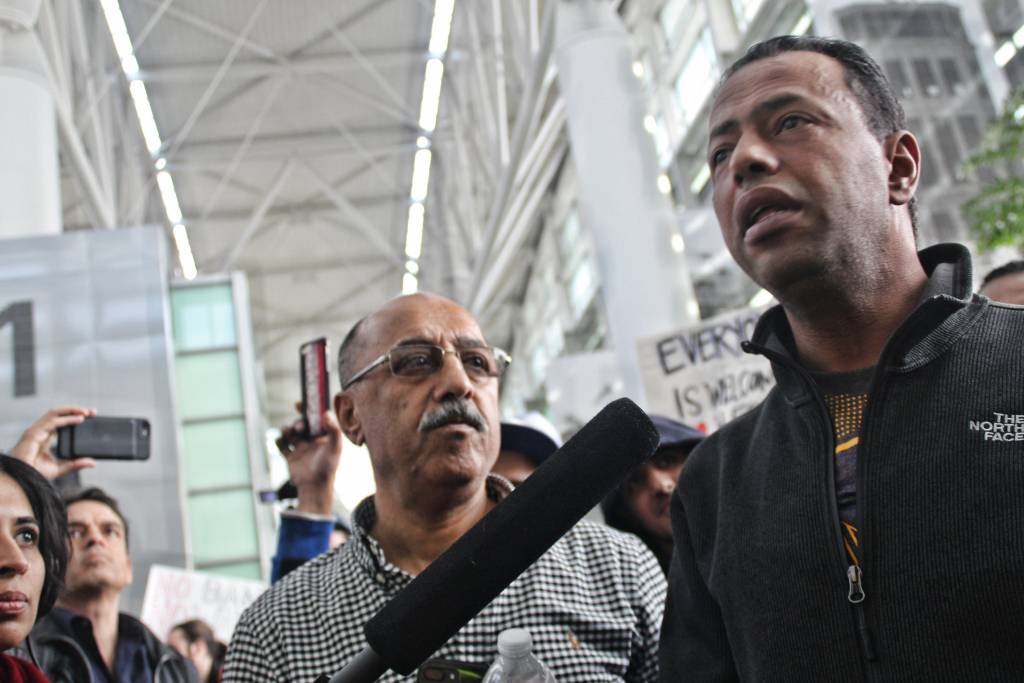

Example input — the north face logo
[969,412,1024,441]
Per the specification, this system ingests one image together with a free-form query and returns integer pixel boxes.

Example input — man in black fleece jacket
[659,36,1024,681]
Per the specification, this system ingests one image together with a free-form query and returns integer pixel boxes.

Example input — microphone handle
[323,646,389,683]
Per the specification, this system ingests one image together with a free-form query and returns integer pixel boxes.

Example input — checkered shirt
[223,478,666,683]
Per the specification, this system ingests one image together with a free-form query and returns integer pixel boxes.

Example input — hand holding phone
[56,416,151,460]
[10,406,98,481]
[275,413,342,517]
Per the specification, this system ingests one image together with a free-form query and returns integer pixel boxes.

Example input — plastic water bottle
[482,628,557,683]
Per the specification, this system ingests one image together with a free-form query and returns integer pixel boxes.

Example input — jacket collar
[745,243,983,402]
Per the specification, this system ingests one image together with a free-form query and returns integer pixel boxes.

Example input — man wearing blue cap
[601,416,704,573]
[491,411,563,486]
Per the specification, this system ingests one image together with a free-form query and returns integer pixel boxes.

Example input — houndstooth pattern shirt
[223,478,666,683]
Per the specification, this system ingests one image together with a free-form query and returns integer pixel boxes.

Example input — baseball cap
[499,412,563,467]
[649,414,705,452]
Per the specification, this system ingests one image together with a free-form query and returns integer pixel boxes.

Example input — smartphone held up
[300,337,330,439]
[56,416,151,460]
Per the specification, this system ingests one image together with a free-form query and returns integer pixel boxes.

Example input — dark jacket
[15,610,197,683]
[659,244,1024,682]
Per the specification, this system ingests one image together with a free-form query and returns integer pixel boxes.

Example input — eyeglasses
[342,343,511,390]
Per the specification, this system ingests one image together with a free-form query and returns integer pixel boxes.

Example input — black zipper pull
[847,564,866,604]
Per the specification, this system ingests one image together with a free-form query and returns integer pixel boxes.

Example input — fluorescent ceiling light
[172,224,197,280]
[791,12,813,36]
[103,0,196,278]
[643,115,657,135]
[428,0,455,55]
[690,163,711,195]
[128,80,162,154]
[419,59,445,132]
[402,272,419,295]
[405,203,425,259]
[98,0,135,62]
[994,41,1016,67]
[657,173,672,195]
[1014,23,1024,48]
[416,135,431,149]
[410,149,433,202]
[406,260,420,275]
[156,171,183,225]
[632,61,645,78]
[671,234,686,253]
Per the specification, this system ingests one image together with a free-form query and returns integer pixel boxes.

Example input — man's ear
[335,392,364,446]
[887,130,920,206]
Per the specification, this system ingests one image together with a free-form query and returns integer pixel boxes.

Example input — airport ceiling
[52,0,567,424]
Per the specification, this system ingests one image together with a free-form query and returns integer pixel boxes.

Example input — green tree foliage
[962,89,1024,251]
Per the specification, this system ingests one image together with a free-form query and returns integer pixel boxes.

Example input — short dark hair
[722,35,918,234]
[337,316,367,388]
[172,618,226,680]
[981,260,1024,288]
[0,454,69,620]
[63,487,130,550]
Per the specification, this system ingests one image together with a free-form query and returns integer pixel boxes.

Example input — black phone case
[55,417,151,460]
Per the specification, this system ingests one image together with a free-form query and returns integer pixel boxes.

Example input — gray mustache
[419,400,488,433]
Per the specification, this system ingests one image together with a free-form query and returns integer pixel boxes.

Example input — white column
[556,0,699,404]
[0,0,61,239]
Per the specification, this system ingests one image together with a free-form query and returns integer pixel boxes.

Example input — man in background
[979,259,1024,304]
[602,415,703,573]
[11,407,197,683]
[226,293,665,682]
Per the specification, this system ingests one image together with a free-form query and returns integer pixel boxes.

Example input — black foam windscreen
[362,397,658,675]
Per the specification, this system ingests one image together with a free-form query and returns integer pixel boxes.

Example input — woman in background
[0,454,69,682]
[167,619,225,683]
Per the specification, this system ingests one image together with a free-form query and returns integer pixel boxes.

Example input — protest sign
[141,564,267,642]
[636,307,774,433]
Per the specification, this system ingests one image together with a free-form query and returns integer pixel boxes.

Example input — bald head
[333,291,503,501]
[338,293,479,387]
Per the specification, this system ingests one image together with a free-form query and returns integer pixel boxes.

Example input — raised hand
[275,405,343,515]
[11,406,98,481]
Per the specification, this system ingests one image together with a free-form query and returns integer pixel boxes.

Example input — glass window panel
[196,561,262,581]
[917,139,941,190]
[839,15,861,39]
[654,115,673,166]
[956,115,982,151]
[939,59,966,96]
[934,119,965,182]
[176,351,243,420]
[658,0,689,44]
[172,285,236,351]
[730,0,765,31]
[188,489,258,564]
[567,256,595,319]
[560,210,581,259]
[181,419,252,489]
[884,60,914,98]
[912,59,942,97]
[673,28,720,130]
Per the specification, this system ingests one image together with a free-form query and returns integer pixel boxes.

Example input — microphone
[325,397,659,683]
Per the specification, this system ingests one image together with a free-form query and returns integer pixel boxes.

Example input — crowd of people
[2,34,1023,683]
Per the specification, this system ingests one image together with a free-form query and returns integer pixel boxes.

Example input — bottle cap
[496,628,533,657]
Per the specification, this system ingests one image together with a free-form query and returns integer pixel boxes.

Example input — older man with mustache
[224,293,666,683]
